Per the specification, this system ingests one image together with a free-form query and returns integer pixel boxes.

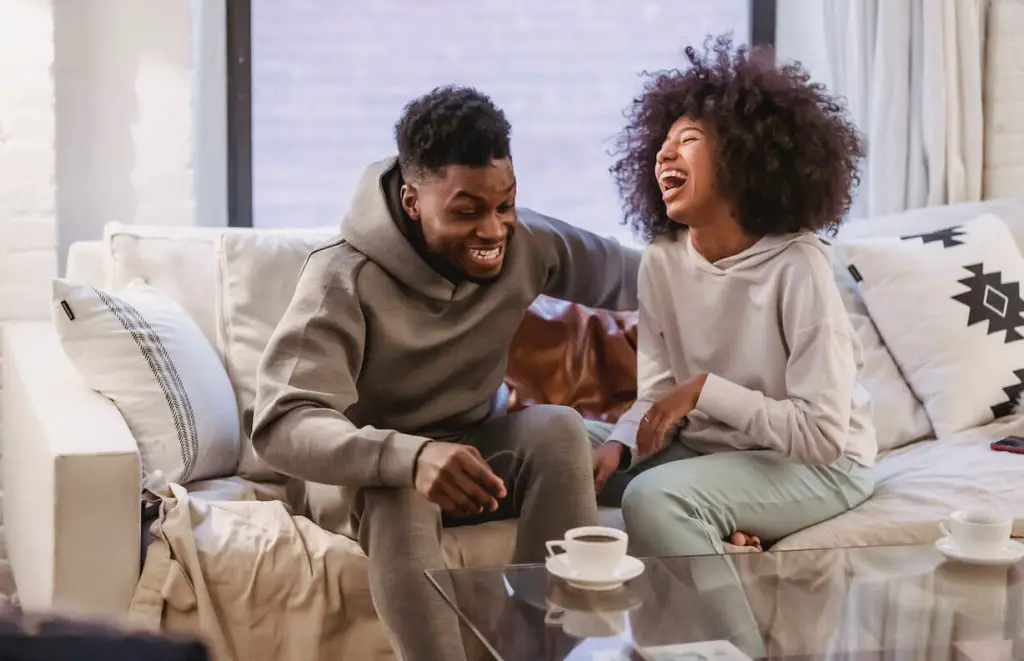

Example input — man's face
[400,158,517,283]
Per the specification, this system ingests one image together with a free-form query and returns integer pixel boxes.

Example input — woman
[591,35,877,558]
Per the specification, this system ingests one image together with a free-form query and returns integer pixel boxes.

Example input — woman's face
[654,116,720,226]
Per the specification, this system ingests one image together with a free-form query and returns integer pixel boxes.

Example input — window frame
[225,0,776,229]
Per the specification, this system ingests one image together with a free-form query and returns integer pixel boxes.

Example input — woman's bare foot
[729,531,762,551]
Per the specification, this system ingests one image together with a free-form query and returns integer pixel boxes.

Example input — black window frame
[225,0,776,229]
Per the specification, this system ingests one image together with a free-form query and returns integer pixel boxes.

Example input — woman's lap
[585,422,875,554]
[626,444,874,554]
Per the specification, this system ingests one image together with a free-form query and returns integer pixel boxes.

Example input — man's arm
[246,245,429,487]
[521,209,641,310]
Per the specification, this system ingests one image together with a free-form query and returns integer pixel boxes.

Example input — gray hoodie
[247,158,640,501]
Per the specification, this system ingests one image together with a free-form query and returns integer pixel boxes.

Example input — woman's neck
[688,212,758,264]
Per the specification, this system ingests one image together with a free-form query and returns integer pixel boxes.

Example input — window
[228,1,776,242]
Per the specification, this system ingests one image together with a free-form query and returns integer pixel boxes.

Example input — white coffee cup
[546,526,628,577]
[939,509,1012,557]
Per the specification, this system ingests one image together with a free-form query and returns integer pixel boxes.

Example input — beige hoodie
[245,157,640,533]
[608,229,878,467]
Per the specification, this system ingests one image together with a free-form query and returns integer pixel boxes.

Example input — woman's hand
[592,441,626,493]
[636,373,708,458]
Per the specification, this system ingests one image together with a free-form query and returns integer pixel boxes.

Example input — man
[248,85,639,661]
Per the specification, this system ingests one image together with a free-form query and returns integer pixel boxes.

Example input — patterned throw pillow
[51,279,241,487]
[836,214,1024,437]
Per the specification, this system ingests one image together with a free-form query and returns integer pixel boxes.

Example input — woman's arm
[691,250,862,465]
[605,256,676,450]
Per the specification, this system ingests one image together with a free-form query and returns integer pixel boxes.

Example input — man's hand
[636,373,708,459]
[414,442,507,517]
[593,442,626,493]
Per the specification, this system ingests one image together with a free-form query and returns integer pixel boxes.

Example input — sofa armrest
[2,323,141,619]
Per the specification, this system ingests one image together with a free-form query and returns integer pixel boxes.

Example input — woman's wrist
[684,373,709,409]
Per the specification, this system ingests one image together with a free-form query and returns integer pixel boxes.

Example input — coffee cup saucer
[935,536,1024,566]
[545,553,645,591]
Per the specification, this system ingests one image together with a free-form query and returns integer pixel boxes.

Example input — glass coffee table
[427,544,1023,660]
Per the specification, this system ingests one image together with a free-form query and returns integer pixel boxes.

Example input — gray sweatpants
[356,405,598,661]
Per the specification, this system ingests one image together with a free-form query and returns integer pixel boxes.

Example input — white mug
[545,526,628,577]
[940,509,1012,557]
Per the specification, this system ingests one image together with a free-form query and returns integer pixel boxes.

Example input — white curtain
[823,0,989,219]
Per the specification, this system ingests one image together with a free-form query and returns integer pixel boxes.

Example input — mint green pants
[587,421,875,656]
[587,421,875,555]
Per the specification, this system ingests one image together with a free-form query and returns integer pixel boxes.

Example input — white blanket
[128,479,396,661]
[775,416,1024,550]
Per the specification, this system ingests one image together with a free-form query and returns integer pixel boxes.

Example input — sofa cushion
[104,224,336,363]
[105,224,233,353]
[831,200,1024,447]
[215,230,337,481]
[51,279,241,486]
[837,214,1024,437]
[836,199,1024,246]
[772,416,1024,551]
[836,257,932,450]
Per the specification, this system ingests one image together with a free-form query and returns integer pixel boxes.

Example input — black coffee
[575,534,618,543]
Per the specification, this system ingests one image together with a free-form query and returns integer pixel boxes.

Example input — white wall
[52,0,227,272]
[0,0,58,569]
[0,0,57,324]
[983,0,1024,199]
[0,0,225,574]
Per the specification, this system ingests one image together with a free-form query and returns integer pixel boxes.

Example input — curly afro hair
[610,34,864,242]
[395,85,512,181]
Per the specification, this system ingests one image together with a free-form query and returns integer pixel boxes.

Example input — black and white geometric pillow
[836,214,1024,437]
[51,278,241,487]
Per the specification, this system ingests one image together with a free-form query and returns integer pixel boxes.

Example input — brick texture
[984,0,1024,199]
[250,0,750,244]
[0,0,58,582]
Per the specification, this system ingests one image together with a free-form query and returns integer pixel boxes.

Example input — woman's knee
[620,474,673,537]
[620,473,719,556]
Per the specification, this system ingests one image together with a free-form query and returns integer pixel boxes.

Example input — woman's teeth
[659,169,687,191]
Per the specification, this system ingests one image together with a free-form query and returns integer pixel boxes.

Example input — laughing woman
[591,35,878,558]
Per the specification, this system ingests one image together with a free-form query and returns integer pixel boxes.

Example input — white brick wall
[984,0,1024,199]
[0,0,57,317]
[0,0,58,563]
[52,0,205,269]
[0,0,213,585]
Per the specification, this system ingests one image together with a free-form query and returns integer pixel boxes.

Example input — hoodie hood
[687,229,832,275]
[340,157,480,302]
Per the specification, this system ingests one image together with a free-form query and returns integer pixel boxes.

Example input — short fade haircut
[394,85,512,181]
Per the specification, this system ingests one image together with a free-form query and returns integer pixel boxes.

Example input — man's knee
[357,488,440,554]
[518,405,591,463]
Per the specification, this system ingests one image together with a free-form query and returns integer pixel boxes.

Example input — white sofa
[3,201,1024,660]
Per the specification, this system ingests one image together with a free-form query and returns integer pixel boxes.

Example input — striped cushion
[50,279,240,488]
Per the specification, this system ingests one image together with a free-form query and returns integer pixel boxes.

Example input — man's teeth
[470,247,501,261]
